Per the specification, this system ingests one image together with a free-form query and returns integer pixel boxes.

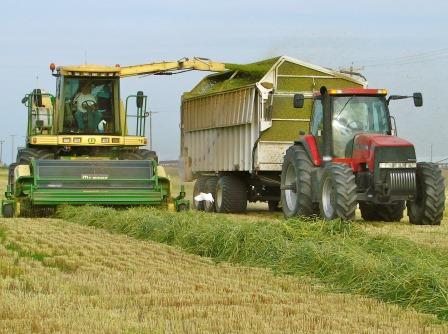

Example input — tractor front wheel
[407,163,445,225]
[319,163,357,221]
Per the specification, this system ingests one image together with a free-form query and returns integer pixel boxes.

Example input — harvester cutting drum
[2,58,225,217]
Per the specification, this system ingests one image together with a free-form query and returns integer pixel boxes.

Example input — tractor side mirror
[413,92,423,107]
[21,96,28,104]
[293,94,305,108]
[136,91,144,108]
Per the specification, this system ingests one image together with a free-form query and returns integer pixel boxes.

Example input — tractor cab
[295,88,422,160]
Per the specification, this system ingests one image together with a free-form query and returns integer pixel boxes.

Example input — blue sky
[1,0,447,162]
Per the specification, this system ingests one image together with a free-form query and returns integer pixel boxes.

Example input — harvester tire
[281,145,316,218]
[319,163,357,221]
[215,175,247,213]
[192,176,208,211]
[268,200,280,212]
[407,163,445,225]
[2,203,14,218]
[17,148,54,164]
[359,201,405,222]
[204,177,218,212]
[120,149,158,162]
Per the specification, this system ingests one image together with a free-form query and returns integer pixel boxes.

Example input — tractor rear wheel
[192,176,208,211]
[319,163,357,221]
[359,201,405,222]
[215,175,247,213]
[407,163,445,225]
[204,177,218,212]
[281,145,316,218]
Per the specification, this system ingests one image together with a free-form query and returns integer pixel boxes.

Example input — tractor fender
[293,135,322,166]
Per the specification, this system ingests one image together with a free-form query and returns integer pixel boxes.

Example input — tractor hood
[352,134,416,172]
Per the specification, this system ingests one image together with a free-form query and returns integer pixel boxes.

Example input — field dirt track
[1,168,448,333]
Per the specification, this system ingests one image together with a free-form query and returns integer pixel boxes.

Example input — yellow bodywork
[30,135,147,147]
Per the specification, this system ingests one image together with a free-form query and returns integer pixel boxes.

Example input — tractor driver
[332,97,367,157]
[73,82,104,133]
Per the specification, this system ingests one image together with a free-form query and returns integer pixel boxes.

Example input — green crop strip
[58,205,448,321]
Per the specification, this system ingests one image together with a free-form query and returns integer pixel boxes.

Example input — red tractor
[281,86,445,224]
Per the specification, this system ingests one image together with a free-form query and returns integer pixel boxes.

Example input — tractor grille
[388,169,416,194]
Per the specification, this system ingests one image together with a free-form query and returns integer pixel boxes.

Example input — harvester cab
[2,57,226,217]
[281,86,445,225]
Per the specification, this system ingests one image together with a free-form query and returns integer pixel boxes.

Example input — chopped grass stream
[57,205,448,321]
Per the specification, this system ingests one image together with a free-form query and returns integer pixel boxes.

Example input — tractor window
[332,96,390,158]
[310,99,323,135]
[60,78,117,135]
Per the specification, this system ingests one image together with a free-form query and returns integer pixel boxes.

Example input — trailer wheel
[407,163,445,225]
[204,177,218,212]
[192,176,208,211]
[215,175,247,213]
[319,163,357,221]
[2,203,14,218]
[281,145,316,218]
[359,201,405,222]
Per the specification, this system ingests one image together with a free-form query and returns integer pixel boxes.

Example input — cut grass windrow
[57,205,448,321]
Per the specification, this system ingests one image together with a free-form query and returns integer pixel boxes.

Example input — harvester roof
[57,64,121,76]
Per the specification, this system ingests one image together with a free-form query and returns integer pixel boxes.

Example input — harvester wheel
[407,163,445,225]
[192,176,208,211]
[319,163,357,221]
[120,149,158,162]
[204,177,218,212]
[17,148,54,164]
[359,201,405,222]
[2,203,14,218]
[268,200,280,212]
[215,175,247,213]
[281,145,317,218]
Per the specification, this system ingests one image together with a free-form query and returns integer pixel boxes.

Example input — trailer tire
[204,177,218,212]
[192,176,208,211]
[407,163,445,225]
[281,145,316,218]
[359,201,405,222]
[215,175,247,213]
[2,203,14,218]
[319,163,357,221]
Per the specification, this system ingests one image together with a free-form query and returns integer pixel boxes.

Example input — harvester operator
[74,82,103,133]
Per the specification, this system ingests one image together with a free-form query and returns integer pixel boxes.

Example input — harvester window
[61,78,116,134]
[332,96,390,158]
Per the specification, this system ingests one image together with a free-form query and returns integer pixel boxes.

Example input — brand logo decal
[81,174,109,180]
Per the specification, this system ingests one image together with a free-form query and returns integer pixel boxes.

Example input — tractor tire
[407,163,445,225]
[204,177,218,212]
[359,201,405,222]
[2,203,14,218]
[17,148,54,164]
[215,175,247,213]
[268,200,280,212]
[319,163,357,221]
[192,176,208,211]
[281,145,317,218]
